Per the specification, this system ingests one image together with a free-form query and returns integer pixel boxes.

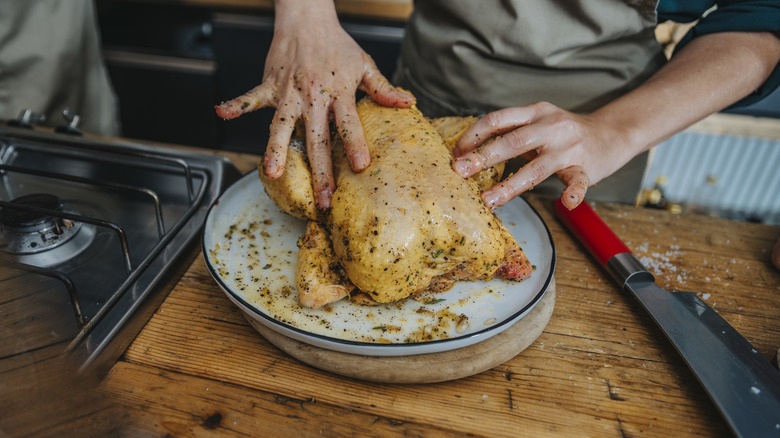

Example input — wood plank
[0,345,127,437]
[0,267,80,358]
[116,293,731,437]
[103,361,471,437]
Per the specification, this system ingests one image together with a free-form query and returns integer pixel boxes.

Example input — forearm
[451,31,780,210]
[274,0,339,29]
[592,31,780,161]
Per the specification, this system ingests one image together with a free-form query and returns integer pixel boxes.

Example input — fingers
[332,97,370,171]
[557,166,589,209]
[453,122,545,178]
[304,104,336,210]
[266,90,369,201]
[359,54,415,108]
[452,104,560,178]
[481,160,590,211]
[451,102,597,210]
[215,82,275,120]
[453,105,543,156]
[481,153,556,210]
[263,108,298,179]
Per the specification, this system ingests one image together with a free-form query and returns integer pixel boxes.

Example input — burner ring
[0,193,64,229]
[0,194,95,266]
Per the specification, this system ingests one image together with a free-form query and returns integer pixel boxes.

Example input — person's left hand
[213,3,414,209]
[452,101,633,211]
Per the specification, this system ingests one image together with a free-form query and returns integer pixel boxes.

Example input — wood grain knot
[203,412,223,429]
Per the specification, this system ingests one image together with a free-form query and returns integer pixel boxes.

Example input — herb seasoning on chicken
[260,95,532,308]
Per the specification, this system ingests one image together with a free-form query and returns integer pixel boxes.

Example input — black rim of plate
[201,171,556,351]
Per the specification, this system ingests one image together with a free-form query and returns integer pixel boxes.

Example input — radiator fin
[643,131,780,224]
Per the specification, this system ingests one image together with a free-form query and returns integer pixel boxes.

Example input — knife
[552,197,780,438]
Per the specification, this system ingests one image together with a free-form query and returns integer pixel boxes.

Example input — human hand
[451,102,633,211]
[215,3,414,209]
[454,31,780,213]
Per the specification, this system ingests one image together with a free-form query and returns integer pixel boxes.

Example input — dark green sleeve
[658,0,780,108]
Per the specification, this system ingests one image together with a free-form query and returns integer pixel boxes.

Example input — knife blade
[552,197,780,437]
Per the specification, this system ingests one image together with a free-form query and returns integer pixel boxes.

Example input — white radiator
[643,130,780,225]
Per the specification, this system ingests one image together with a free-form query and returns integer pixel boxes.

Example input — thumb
[557,166,589,210]
[359,54,415,108]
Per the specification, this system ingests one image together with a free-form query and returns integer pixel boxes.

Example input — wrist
[588,107,652,170]
[274,0,340,29]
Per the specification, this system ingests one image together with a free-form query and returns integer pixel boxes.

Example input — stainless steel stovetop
[0,122,240,376]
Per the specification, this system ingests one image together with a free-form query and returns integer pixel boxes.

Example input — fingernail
[317,189,332,209]
[453,157,474,177]
[482,191,500,211]
[264,160,282,179]
[352,154,370,171]
[568,193,580,208]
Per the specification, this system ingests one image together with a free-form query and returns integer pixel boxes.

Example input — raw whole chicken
[260,97,532,308]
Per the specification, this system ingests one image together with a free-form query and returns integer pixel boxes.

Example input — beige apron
[394,0,666,204]
[0,0,120,136]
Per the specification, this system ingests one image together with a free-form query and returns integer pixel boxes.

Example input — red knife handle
[552,197,632,266]
[553,197,653,286]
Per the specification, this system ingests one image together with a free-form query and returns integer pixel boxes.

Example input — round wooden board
[247,279,556,384]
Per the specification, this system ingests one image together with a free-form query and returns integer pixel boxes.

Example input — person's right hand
[451,102,611,212]
[215,1,414,209]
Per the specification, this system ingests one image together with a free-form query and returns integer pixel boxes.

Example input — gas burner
[0,193,95,267]
[0,122,240,375]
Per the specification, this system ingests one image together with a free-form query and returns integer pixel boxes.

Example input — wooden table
[9,148,780,437]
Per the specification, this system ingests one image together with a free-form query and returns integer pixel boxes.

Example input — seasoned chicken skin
[260,96,532,307]
[296,221,353,308]
[258,139,323,222]
[429,116,506,192]
[328,99,508,303]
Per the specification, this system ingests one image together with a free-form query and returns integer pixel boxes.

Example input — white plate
[202,171,555,356]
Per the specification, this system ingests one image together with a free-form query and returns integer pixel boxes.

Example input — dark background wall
[96,1,405,154]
